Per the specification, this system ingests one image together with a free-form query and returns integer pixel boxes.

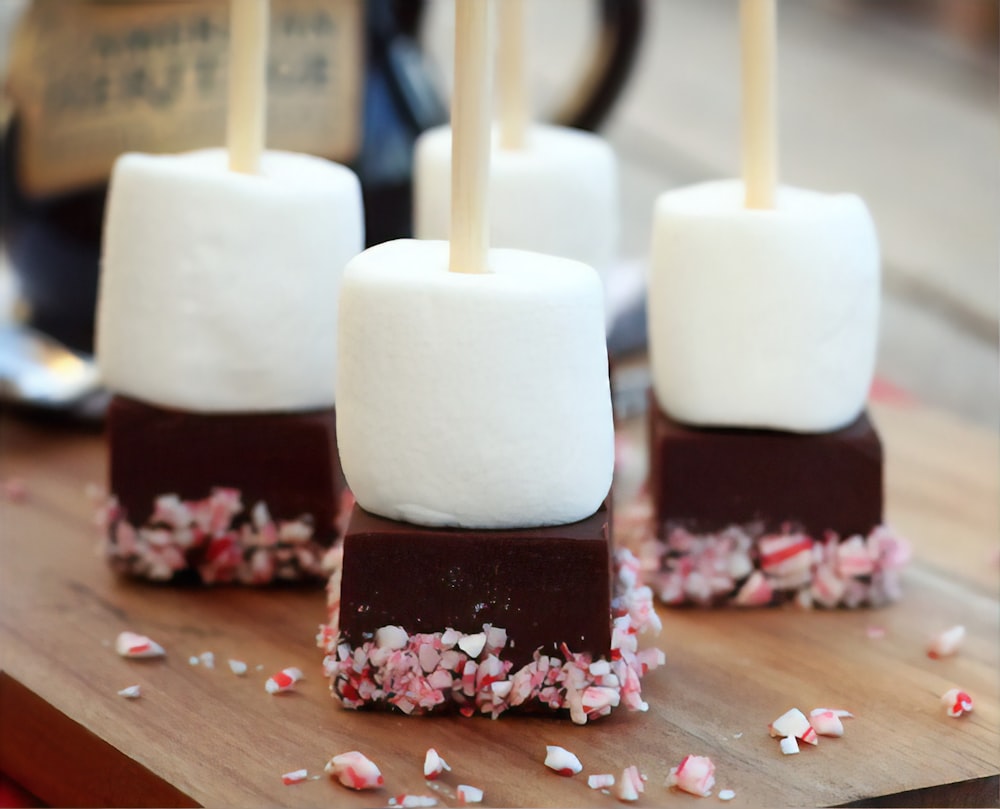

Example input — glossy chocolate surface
[339,504,613,669]
[108,395,343,532]
[649,400,883,536]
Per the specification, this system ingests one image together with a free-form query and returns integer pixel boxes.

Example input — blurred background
[1,0,997,426]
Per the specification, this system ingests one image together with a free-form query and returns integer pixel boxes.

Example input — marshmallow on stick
[337,1,613,528]
[413,0,619,282]
[646,0,879,432]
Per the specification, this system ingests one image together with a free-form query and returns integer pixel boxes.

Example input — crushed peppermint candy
[188,656,200,666]
[324,751,384,790]
[318,548,665,722]
[941,688,974,718]
[618,491,911,608]
[1,478,28,502]
[769,708,817,746]
[927,625,966,659]
[544,745,582,776]
[809,708,853,737]
[866,626,886,640]
[389,796,438,807]
[588,774,615,790]
[456,785,484,805]
[117,684,142,699]
[115,631,165,659]
[424,748,451,780]
[199,651,215,669]
[281,769,308,785]
[265,667,304,695]
[666,755,715,798]
[100,487,342,585]
[718,789,736,801]
[779,736,799,756]
[616,765,644,802]
[228,659,248,676]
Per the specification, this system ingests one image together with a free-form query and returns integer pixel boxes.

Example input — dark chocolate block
[339,504,613,670]
[648,398,883,536]
[108,395,343,532]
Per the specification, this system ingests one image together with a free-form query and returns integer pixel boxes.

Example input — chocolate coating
[107,395,343,533]
[649,398,883,536]
[339,504,613,669]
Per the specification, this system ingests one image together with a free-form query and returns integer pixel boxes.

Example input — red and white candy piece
[809,708,853,737]
[281,769,308,785]
[324,751,384,790]
[115,631,165,659]
[941,688,974,718]
[587,774,615,790]
[117,684,141,699]
[456,784,484,804]
[616,765,644,802]
[665,755,716,798]
[265,667,304,695]
[779,736,799,756]
[544,745,582,776]
[927,625,965,659]
[423,748,451,780]
[769,708,818,746]
[389,796,438,808]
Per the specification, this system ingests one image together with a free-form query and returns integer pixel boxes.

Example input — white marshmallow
[337,239,613,529]
[647,179,879,432]
[414,124,618,281]
[97,148,363,412]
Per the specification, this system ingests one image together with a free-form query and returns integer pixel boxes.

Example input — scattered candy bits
[228,659,248,676]
[324,751,384,791]
[281,769,308,786]
[616,765,645,802]
[389,796,438,808]
[927,625,965,659]
[456,785,484,804]
[544,745,582,776]
[265,667,304,695]
[718,788,736,801]
[588,774,615,790]
[665,755,716,798]
[117,685,142,699]
[424,748,451,780]
[941,688,974,718]
[779,736,799,756]
[115,631,165,659]
[809,708,853,738]
[768,708,818,747]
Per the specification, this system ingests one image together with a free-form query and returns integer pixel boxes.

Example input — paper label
[7,0,364,196]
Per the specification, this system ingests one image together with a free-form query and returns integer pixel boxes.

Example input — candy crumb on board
[927,625,965,659]
[544,745,582,776]
[188,656,199,666]
[115,631,165,659]
[117,684,141,699]
[265,667,304,694]
[424,748,451,780]
[780,737,799,756]
[228,659,248,676]
[281,769,308,785]
[719,788,736,801]
[616,765,644,802]
[324,751,384,790]
[456,785,484,804]
[769,708,817,746]
[1,478,28,502]
[588,774,615,790]
[389,796,438,807]
[941,688,974,718]
[199,651,215,669]
[666,755,716,798]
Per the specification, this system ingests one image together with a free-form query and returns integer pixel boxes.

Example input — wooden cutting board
[0,399,997,808]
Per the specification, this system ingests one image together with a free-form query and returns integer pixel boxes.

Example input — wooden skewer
[227,0,269,174]
[449,0,493,274]
[498,0,527,150]
[741,0,777,209]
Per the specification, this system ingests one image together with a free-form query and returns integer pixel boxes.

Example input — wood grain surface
[0,399,997,808]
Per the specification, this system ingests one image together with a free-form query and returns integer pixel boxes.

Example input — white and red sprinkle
[423,748,451,780]
[265,667,304,695]
[768,708,816,745]
[941,688,974,718]
[389,796,438,808]
[666,755,715,798]
[456,785,483,804]
[543,745,582,776]
[779,737,799,756]
[281,769,308,785]
[228,659,248,676]
[115,631,165,659]
[718,788,736,801]
[927,625,966,659]
[616,765,644,802]
[324,751,384,790]
[117,685,141,699]
[588,774,615,790]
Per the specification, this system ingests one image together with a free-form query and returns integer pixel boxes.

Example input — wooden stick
[498,0,527,150]
[449,0,492,274]
[741,0,777,209]
[227,0,269,174]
